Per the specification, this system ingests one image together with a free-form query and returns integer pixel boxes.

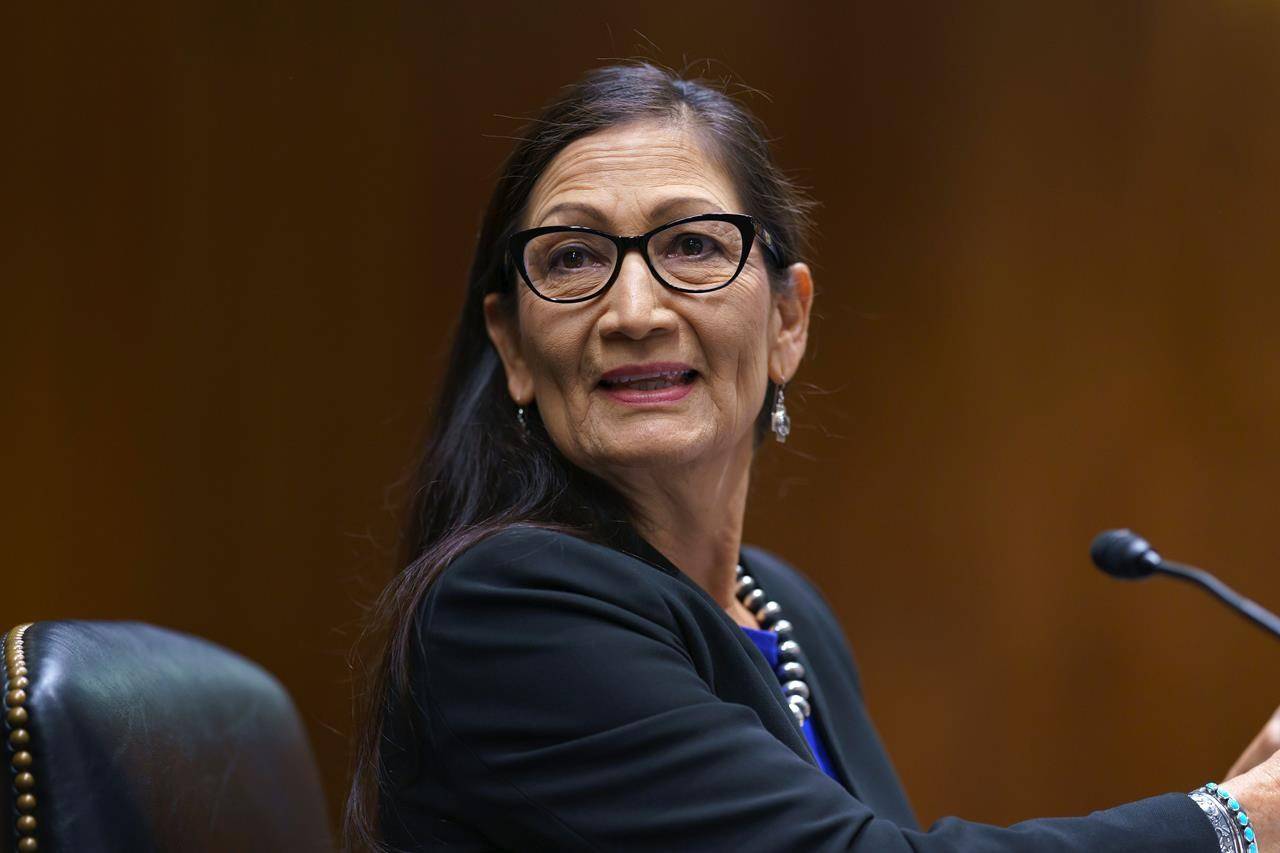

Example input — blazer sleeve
[413,527,1219,853]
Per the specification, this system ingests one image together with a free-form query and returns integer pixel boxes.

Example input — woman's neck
[608,435,756,625]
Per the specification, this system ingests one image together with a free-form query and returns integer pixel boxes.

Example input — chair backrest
[3,620,332,852]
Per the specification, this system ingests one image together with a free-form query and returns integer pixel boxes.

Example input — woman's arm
[410,527,1218,853]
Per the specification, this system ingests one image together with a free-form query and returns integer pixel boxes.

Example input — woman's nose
[597,249,678,340]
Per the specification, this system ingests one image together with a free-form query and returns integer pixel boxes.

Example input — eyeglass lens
[522,219,746,300]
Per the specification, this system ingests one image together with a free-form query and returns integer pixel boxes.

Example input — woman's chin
[581,421,717,470]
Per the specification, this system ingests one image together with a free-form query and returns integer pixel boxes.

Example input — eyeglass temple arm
[755,223,783,266]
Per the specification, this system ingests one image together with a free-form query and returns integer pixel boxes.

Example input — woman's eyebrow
[537,195,722,228]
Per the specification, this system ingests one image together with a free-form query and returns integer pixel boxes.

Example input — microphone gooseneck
[1091,528,1280,642]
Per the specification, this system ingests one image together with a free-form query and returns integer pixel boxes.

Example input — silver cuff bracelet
[1189,790,1248,853]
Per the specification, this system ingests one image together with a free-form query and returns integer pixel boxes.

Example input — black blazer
[380,522,1218,852]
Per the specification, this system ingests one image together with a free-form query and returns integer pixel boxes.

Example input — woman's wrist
[1225,759,1280,852]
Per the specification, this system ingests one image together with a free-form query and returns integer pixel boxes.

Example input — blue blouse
[739,625,840,782]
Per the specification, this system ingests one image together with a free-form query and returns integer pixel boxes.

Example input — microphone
[1090,529,1162,579]
[1091,528,1280,641]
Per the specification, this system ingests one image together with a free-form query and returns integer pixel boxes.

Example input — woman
[347,61,1280,851]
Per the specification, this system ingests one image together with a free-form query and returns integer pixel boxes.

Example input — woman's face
[484,119,812,480]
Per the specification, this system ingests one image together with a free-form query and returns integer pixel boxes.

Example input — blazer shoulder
[421,524,676,634]
[440,524,653,585]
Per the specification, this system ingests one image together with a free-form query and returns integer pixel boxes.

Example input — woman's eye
[667,233,721,259]
[549,246,599,271]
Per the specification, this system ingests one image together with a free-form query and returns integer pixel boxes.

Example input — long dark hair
[344,59,819,851]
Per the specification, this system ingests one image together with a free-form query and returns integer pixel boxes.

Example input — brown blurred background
[7,0,1280,837]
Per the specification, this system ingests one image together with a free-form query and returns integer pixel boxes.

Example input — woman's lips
[597,368,698,404]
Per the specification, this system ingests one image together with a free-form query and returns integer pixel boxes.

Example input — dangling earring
[516,404,529,434]
[771,381,791,443]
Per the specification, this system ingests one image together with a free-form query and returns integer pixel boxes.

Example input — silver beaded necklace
[734,562,812,727]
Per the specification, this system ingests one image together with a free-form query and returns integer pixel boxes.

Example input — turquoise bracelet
[1202,782,1257,853]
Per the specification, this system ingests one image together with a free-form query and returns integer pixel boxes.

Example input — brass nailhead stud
[6,623,37,852]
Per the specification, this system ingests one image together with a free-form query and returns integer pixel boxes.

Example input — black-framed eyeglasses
[507,212,783,304]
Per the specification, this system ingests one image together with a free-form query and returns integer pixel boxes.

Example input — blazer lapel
[600,521,822,770]
[738,551,863,800]
[598,520,920,827]
[742,550,921,828]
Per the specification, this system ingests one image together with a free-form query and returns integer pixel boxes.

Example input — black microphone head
[1091,528,1162,579]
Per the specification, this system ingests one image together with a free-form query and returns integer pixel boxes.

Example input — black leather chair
[3,621,332,852]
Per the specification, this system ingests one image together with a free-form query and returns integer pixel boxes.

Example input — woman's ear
[768,262,814,383]
[482,292,535,405]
